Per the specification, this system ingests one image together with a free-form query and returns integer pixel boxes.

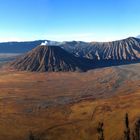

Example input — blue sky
[0,0,140,42]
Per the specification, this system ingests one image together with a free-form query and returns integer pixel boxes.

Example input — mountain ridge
[60,37,140,61]
[3,37,140,72]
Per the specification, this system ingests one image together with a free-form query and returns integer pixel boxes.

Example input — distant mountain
[136,35,140,39]
[10,45,91,72]
[0,40,44,53]
[0,40,61,53]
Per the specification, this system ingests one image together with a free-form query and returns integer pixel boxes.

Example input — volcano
[10,45,89,72]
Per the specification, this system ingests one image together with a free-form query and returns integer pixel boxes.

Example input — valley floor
[0,63,140,140]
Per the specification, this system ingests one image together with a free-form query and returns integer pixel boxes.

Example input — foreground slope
[0,63,140,140]
[10,45,91,72]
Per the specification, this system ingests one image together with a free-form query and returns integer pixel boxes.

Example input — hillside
[0,63,140,140]
[10,45,91,72]
[61,37,140,61]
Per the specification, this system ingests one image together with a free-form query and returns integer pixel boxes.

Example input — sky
[0,0,140,42]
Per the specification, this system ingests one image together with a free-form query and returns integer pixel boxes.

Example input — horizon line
[0,36,138,43]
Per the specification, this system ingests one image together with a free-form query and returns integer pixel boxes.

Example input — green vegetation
[124,113,131,140]
[96,113,140,140]
[97,122,104,140]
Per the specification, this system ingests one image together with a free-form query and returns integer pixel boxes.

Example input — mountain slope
[2,37,140,71]
[1,37,140,62]
[60,37,140,61]
[10,45,90,72]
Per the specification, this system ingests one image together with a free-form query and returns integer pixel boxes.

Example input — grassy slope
[42,93,140,140]
[0,63,139,139]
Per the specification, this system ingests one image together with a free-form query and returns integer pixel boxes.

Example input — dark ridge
[0,40,45,53]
